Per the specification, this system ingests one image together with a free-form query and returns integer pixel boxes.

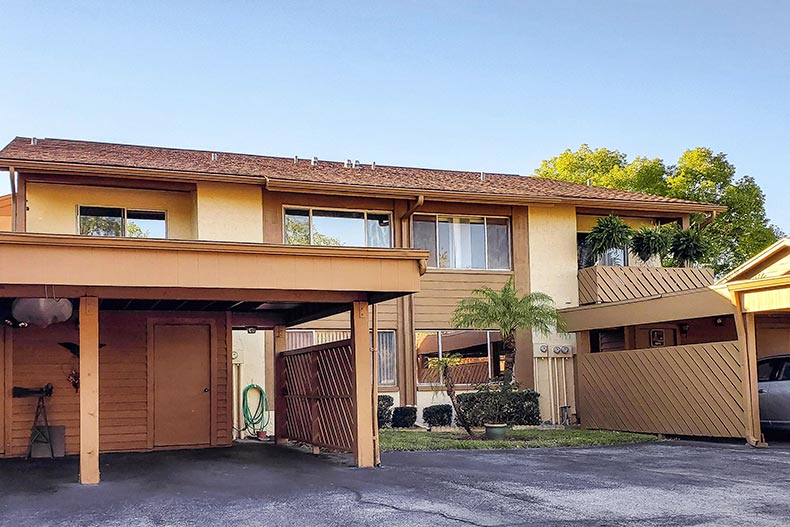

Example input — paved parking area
[0,439,789,526]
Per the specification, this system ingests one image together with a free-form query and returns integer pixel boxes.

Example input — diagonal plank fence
[578,265,714,305]
[275,339,356,452]
[577,341,748,438]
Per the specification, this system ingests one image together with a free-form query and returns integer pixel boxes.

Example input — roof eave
[0,158,724,215]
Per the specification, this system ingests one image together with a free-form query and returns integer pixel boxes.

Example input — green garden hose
[242,384,270,435]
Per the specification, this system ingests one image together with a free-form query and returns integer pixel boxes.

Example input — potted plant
[671,228,708,267]
[585,214,634,265]
[631,225,672,266]
[477,377,511,440]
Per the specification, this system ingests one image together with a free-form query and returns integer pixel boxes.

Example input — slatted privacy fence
[577,341,748,438]
[276,339,355,452]
[578,265,715,305]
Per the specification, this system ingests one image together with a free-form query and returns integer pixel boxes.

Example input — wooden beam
[272,325,288,445]
[743,311,765,446]
[730,291,765,446]
[350,301,374,468]
[371,304,380,467]
[79,296,100,484]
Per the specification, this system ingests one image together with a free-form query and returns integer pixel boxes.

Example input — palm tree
[450,277,566,376]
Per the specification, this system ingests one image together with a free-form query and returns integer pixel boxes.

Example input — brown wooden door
[154,324,211,447]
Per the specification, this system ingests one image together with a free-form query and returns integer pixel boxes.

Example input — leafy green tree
[534,145,780,274]
[450,277,566,376]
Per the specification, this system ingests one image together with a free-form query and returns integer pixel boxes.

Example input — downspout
[698,210,719,229]
[399,195,424,406]
[8,167,16,231]
[402,195,425,220]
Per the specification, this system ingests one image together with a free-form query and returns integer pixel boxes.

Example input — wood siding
[578,265,715,305]
[3,311,230,458]
[414,271,512,328]
[578,341,748,438]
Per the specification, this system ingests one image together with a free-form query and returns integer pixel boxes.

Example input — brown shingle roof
[0,137,722,213]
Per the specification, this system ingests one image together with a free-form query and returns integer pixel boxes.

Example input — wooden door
[154,324,211,447]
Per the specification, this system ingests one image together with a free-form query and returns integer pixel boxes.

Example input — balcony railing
[578,265,714,305]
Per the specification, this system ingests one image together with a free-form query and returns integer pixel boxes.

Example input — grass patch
[380,428,660,451]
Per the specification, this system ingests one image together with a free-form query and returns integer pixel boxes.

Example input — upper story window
[577,232,628,269]
[413,214,511,270]
[78,206,167,238]
[283,207,392,247]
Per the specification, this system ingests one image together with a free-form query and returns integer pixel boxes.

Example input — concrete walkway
[0,440,789,526]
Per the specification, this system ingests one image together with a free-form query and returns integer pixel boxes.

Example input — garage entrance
[564,238,790,445]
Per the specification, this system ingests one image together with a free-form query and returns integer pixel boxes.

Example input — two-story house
[0,137,720,483]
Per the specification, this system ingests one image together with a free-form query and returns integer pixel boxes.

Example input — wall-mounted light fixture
[679,322,690,337]
[715,317,725,326]
[246,326,257,335]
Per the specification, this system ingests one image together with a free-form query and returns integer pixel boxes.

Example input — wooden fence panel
[278,339,355,452]
[578,266,715,305]
[578,341,748,438]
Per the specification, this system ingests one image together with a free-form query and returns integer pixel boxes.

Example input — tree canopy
[533,145,781,274]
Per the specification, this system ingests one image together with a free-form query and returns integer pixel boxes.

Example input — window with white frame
[415,330,504,385]
[78,206,167,238]
[285,329,397,386]
[413,214,511,270]
[283,207,392,247]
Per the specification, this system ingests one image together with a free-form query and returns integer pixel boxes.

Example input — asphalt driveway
[0,440,788,526]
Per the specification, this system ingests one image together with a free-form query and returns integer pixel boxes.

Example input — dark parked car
[757,355,790,431]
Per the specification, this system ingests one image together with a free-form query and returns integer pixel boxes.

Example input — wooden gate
[275,339,355,451]
[578,341,749,438]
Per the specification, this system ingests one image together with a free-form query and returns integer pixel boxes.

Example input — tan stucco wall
[528,205,579,423]
[25,182,196,239]
[196,183,263,242]
[231,330,273,436]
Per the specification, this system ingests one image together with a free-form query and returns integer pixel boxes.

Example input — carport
[562,239,790,445]
[0,232,426,483]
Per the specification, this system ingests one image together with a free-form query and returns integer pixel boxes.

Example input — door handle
[204,387,210,393]
[758,389,767,394]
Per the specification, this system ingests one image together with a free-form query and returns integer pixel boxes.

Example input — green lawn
[379,428,660,451]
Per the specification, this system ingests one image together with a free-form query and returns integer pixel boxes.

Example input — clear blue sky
[1,1,788,230]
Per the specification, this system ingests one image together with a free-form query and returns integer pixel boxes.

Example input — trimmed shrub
[377,395,394,428]
[392,406,417,428]
[422,404,453,427]
[456,390,540,427]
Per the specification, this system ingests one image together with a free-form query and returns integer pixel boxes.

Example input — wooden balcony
[578,265,714,305]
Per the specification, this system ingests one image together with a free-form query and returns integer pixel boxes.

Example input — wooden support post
[371,304,380,467]
[273,325,288,445]
[743,312,765,446]
[730,291,765,446]
[79,296,100,485]
[350,301,374,467]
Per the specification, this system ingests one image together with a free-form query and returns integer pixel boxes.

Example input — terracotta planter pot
[484,423,508,440]
[257,430,268,440]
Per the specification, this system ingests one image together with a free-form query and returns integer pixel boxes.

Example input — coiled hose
[241,384,270,436]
